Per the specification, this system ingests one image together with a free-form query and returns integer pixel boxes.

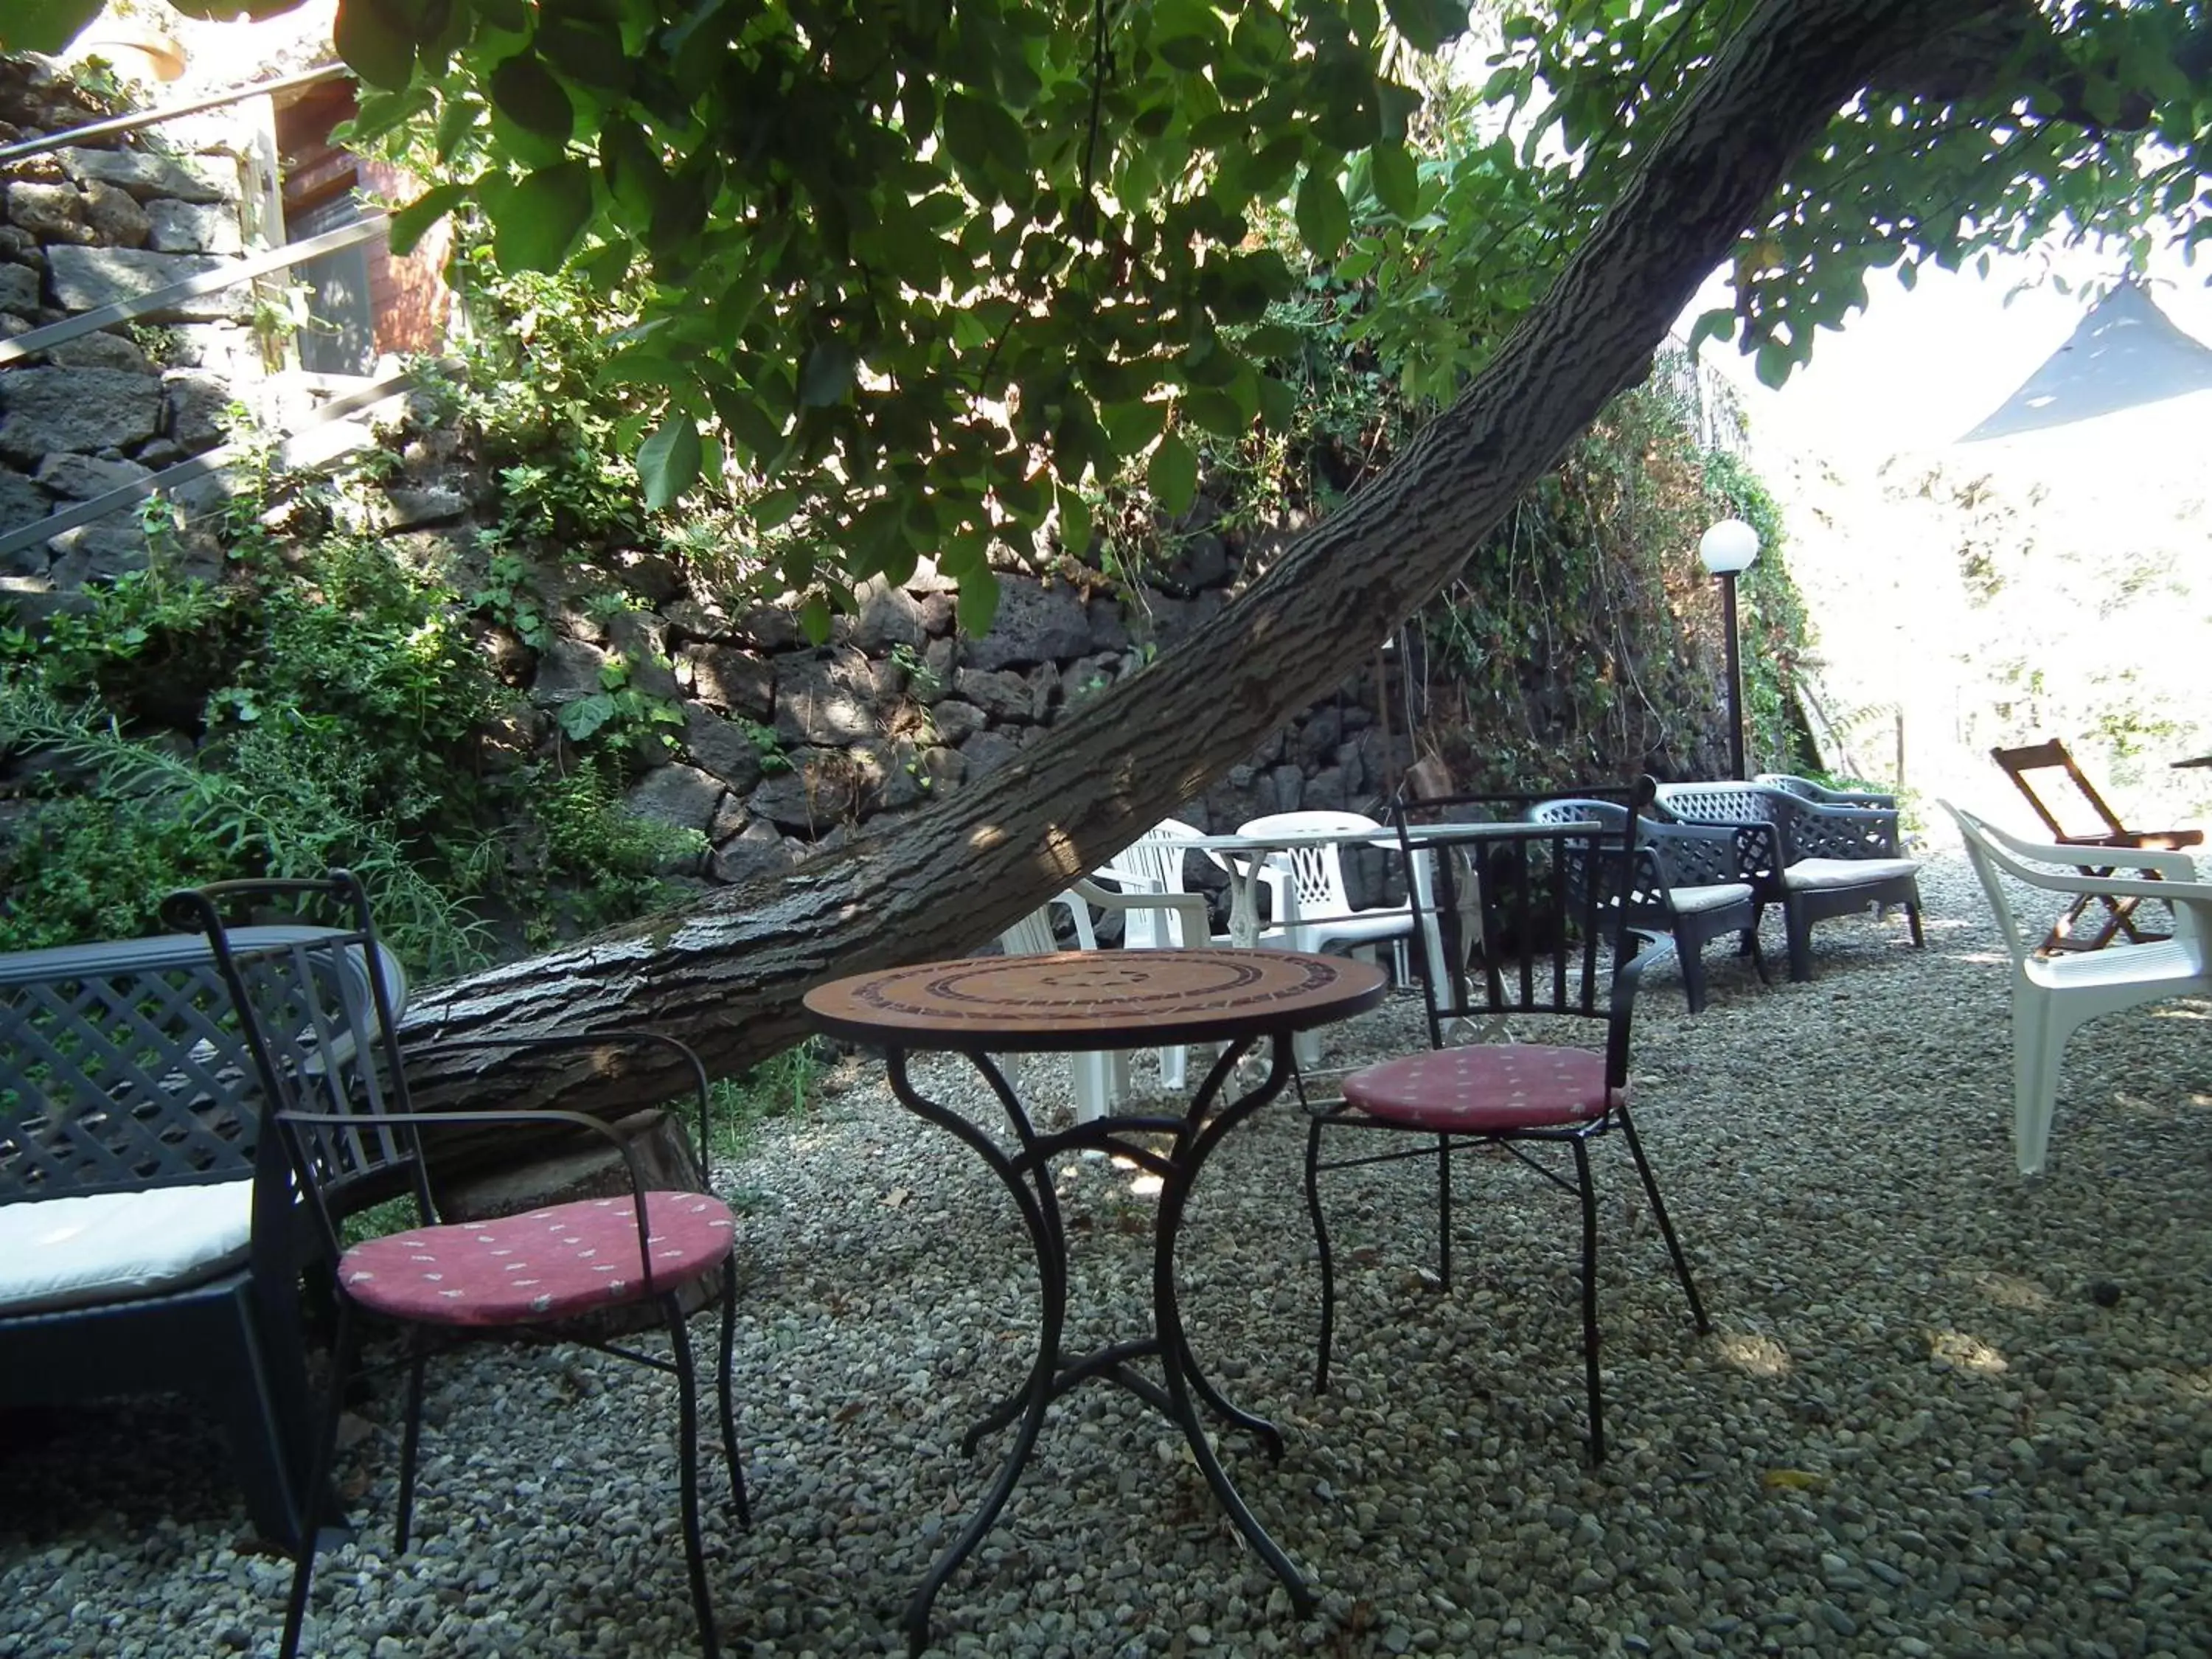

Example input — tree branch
[401,0,2017,1133]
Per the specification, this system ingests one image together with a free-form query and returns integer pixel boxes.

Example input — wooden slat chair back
[1989,739,2205,952]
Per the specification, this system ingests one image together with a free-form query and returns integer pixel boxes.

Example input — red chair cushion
[338,1192,737,1328]
[1342,1043,1619,1133]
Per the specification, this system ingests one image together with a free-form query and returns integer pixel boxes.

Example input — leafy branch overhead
[19,0,2194,626]
[326,0,2196,600]
[302,0,1469,632]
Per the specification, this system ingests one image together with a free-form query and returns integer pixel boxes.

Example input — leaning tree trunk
[403,0,2011,1147]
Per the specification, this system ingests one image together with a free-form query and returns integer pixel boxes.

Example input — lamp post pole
[1717,571,1745,780]
[1697,519,1761,782]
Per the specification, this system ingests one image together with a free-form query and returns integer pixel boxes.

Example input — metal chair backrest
[0,924,400,1206]
[165,873,432,1261]
[1990,739,2133,844]
[1390,779,1654,1060]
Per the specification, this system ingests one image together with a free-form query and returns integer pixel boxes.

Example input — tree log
[400,0,2014,1157]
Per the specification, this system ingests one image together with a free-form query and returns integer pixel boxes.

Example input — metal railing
[0,62,348,167]
[0,60,412,568]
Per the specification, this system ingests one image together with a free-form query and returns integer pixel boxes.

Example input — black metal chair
[1654,782,1924,981]
[168,872,748,1659]
[0,924,397,1550]
[1303,778,1711,1462]
[1526,796,1768,1012]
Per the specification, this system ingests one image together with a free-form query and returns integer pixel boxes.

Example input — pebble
[1,859,2207,1658]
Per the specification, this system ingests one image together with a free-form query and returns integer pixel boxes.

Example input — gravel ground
[4,852,2208,1659]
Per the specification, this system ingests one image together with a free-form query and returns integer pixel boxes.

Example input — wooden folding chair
[1989,739,2204,952]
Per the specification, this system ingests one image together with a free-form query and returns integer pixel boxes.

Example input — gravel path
[4,854,2208,1659]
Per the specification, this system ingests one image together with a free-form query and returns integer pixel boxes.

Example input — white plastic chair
[998,877,1212,1121]
[1233,810,1415,981]
[1944,801,2212,1175]
[1093,818,1214,1089]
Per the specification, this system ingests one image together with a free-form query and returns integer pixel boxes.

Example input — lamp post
[1698,518,1760,780]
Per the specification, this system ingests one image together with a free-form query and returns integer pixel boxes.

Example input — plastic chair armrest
[1068,878,1212,945]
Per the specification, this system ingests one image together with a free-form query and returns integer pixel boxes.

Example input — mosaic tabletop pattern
[804,948,1388,1052]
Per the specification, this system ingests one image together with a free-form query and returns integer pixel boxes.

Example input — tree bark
[403,0,2014,1137]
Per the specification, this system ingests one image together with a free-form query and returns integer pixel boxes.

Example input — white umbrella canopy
[1961,276,2212,441]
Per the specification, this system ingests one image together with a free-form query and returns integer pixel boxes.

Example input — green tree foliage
[321,0,1473,639]
[21,2,2199,625]
[347,0,2202,615]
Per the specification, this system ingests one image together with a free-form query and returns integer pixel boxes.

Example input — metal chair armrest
[411,1030,716,1181]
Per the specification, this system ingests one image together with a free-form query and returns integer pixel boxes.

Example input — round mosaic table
[804,947,1388,1654]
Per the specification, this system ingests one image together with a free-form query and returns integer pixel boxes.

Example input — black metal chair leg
[1304,1117,1336,1394]
[1571,1138,1604,1464]
[1617,1107,1710,1333]
[1907,903,1926,947]
[1436,1133,1453,1292]
[209,1294,313,1554]
[664,1295,720,1659]
[714,1266,748,1526]
[280,1302,359,1659]
[394,1336,428,1553]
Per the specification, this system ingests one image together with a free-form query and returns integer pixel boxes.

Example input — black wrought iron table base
[884,1037,1315,1655]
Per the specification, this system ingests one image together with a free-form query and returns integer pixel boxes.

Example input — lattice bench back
[0,927,394,1205]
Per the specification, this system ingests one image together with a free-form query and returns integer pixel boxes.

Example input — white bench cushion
[1784,857,1921,892]
[1669,881,1753,914]
[0,1181,254,1315]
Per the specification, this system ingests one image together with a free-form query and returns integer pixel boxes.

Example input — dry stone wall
[527,545,1405,897]
[0,52,1406,911]
[0,57,265,619]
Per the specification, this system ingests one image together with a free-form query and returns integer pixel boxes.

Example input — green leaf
[489,52,575,143]
[557,692,618,740]
[1370,140,1419,220]
[1753,337,1792,390]
[386,182,468,257]
[1057,488,1092,563]
[535,17,632,95]
[1295,167,1351,261]
[1686,307,1735,355]
[1,0,113,52]
[799,594,833,644]
[1335,239,1380,282]
[1102,399,1171,457]
[956,574,1001,637]
[1185,389,1246,439]
[334,0,418,89]
[599,118,666,222]
[1384,0,1465,53]
[1148,434,1199,517]
[636,415,703,511]
[493,159,594,273]
[798,339,857,408]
